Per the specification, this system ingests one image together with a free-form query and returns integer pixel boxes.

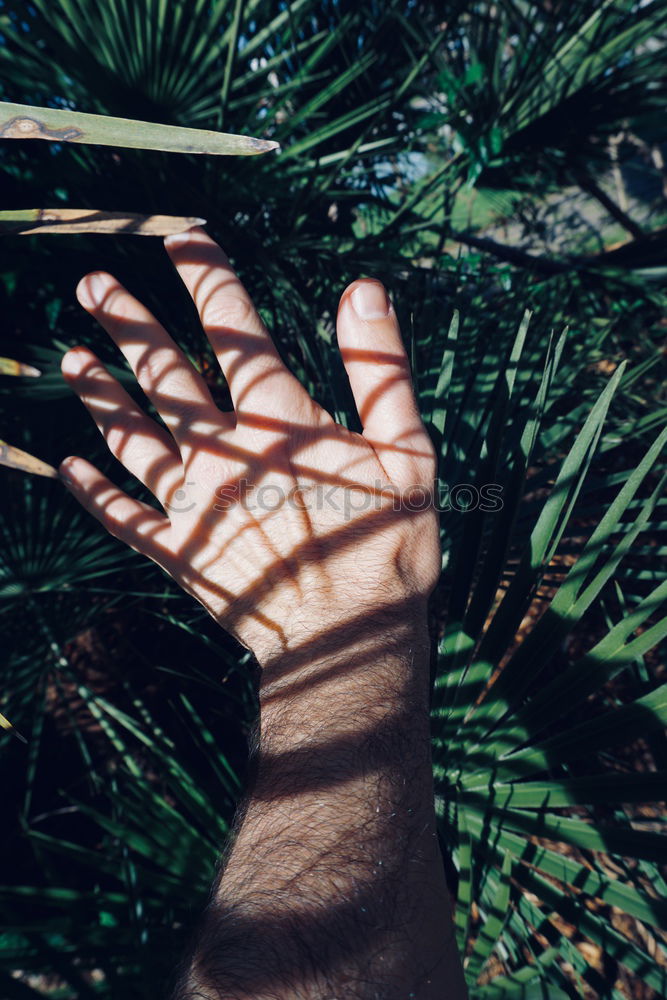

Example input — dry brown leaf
[0,439,58,477]
[0,208,207,236]
[0,711,27,743]
[0,356,41,376]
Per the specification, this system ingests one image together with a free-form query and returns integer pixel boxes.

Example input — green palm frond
[426,318,667,996]
[0,100,278,154]
[1,1,666,997]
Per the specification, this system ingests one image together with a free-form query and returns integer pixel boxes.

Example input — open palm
[60,228,439,668]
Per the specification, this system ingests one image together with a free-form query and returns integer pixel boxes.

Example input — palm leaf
[0,101,279,154]
[0,209,206,235]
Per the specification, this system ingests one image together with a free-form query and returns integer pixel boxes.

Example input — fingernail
[164,230,194,249]
[58,459,77,488]
[77,273,109,309]
[351,281,390,320]
[61,349,85,377]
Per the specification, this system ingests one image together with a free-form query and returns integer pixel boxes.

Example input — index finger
[164,228,310,422]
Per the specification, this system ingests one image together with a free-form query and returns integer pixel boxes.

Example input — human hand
[59,229,439,671]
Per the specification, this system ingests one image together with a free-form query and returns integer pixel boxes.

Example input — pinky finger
[59,456,172,562]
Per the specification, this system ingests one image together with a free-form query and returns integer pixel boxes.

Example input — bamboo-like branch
[573,169,644,240]
[451,230,571,275]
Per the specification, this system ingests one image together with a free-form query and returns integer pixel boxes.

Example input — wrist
[256,605,432,754]
[259,594,429,680]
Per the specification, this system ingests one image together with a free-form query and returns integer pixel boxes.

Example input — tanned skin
[59,228,468,999]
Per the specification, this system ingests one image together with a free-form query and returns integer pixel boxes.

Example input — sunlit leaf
[0,711,27,743]
[0,208,207,236]
[0,357,40,376]
[0,440,58,477]
[0,101,280,155]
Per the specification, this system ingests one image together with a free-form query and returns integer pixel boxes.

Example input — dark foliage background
[0,1,666,996]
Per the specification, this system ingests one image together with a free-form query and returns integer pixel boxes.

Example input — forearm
[173,619,467,999]
[62,229,464,998]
